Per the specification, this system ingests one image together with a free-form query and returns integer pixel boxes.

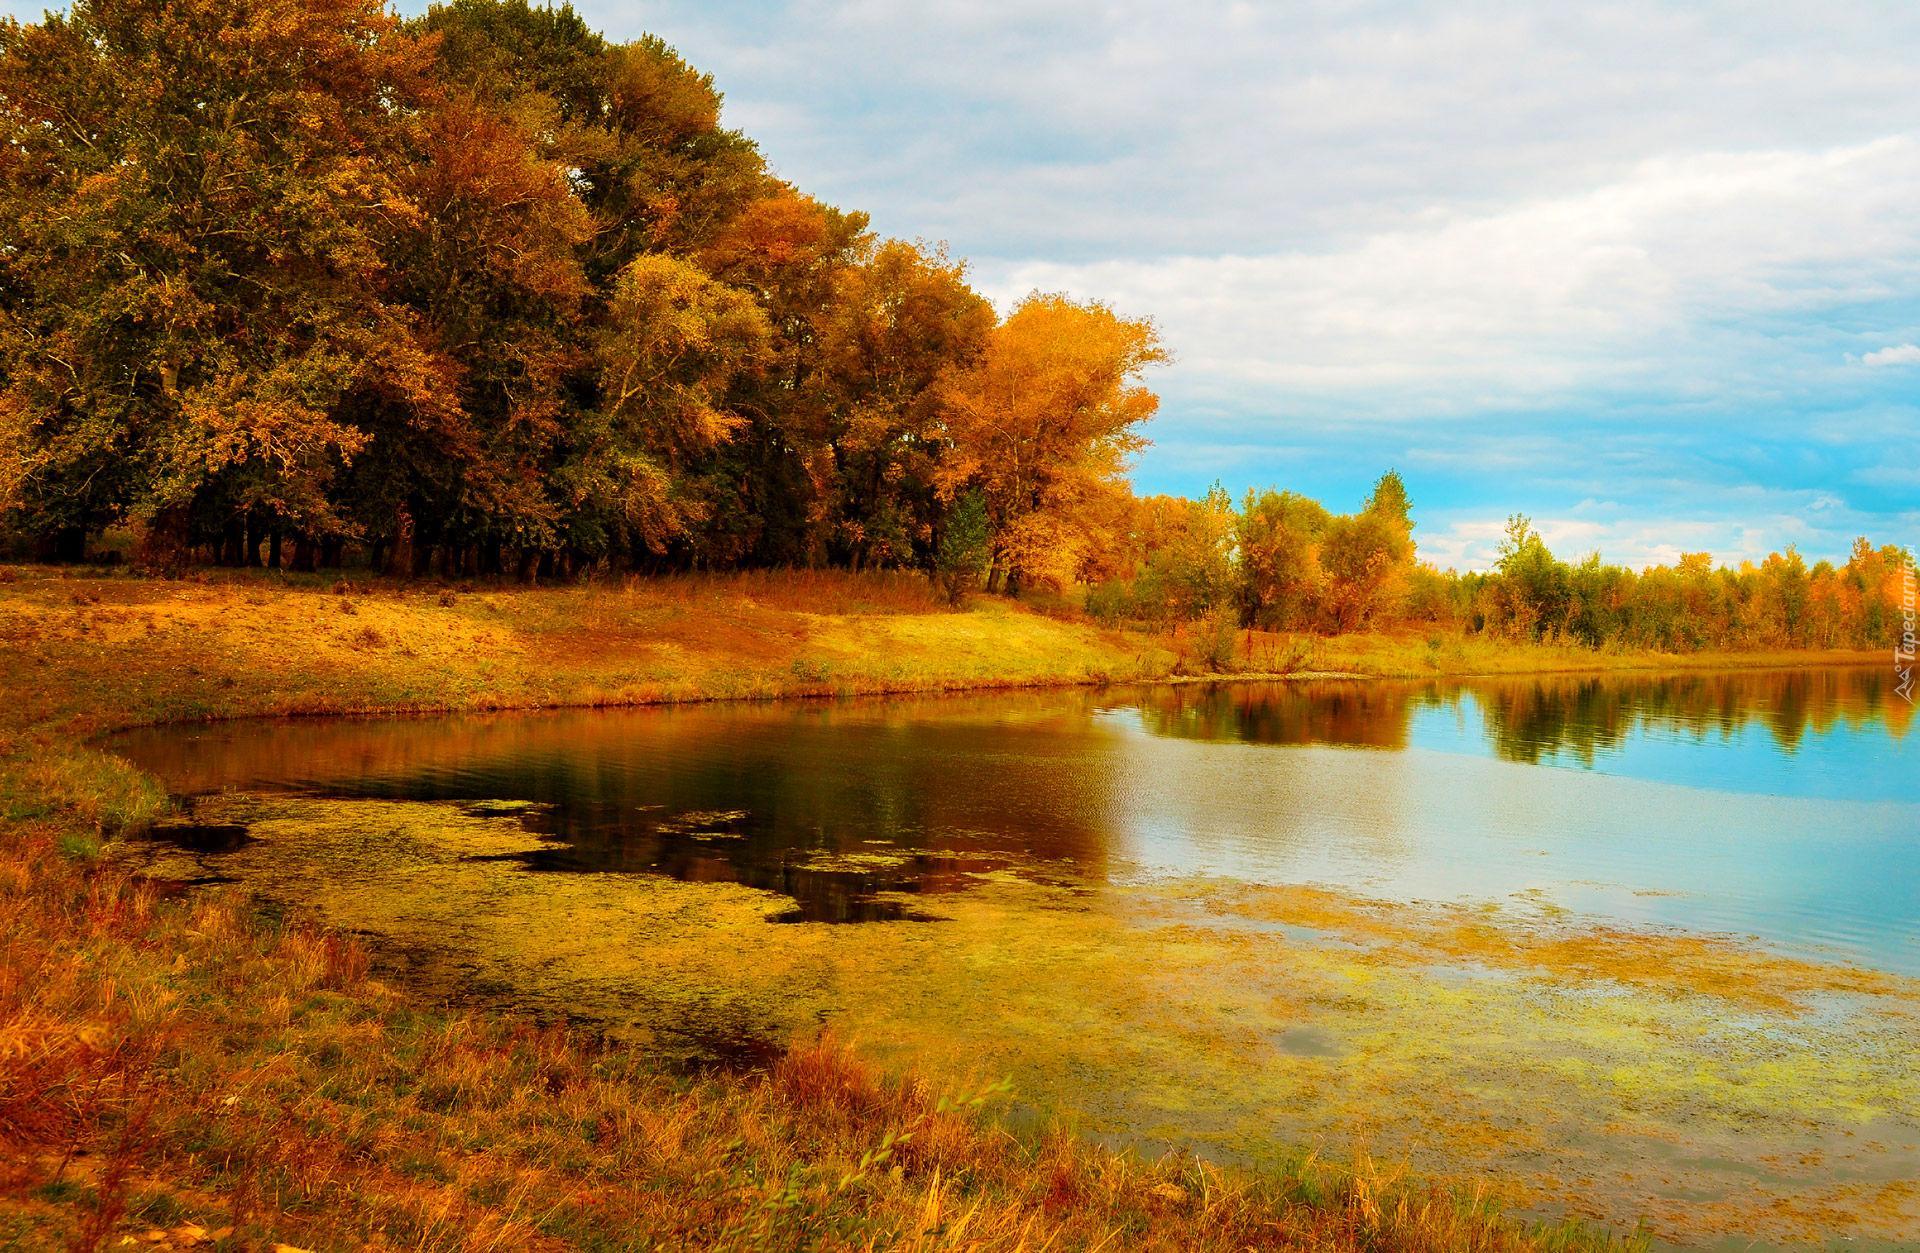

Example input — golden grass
[1233,626,1883,681]
[6,562,1869,1249]
[0,567,1177,740]
[0,820,1644,1251]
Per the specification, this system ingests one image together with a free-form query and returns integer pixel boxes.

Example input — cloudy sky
[10,0,1914,568]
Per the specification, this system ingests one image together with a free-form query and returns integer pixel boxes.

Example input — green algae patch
[139,792,1920,1249]
[461,798,552,817]
[1183,880,1918,1014]
[794,849,920,873]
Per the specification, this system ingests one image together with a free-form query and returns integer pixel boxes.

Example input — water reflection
[1130,667,1911,767]
[1130,680,1413,749]
[111,666,1917,967]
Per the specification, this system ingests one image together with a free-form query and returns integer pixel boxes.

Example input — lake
[111,667,1919,1248]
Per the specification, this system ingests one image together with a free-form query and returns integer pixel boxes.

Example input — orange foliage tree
[937,295,1166,594]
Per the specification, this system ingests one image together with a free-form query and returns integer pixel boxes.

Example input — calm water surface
[115,667,1917,973]
[110,667,1920,1246]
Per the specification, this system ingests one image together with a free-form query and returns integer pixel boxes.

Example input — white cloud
[974,138,1920,411]
[1861,343,1920,367]
[574,0,1920,265]
[9,0,1917,559]
[1419,504,1866,575]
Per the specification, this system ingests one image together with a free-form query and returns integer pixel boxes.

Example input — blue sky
[8,0,1916,569]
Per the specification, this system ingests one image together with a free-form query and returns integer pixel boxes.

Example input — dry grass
[0,566,1177,740]
[1242,628,1882,680]
[0,568,1869,745]
[0,819,1639,1251]
[0,562,1776,1250]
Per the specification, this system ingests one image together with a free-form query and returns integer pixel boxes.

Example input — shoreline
[1,565,1893,1250]
[0,565,1879,745]
[77,646,1888,746]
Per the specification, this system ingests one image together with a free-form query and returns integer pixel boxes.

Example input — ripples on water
[114,666,1918,972]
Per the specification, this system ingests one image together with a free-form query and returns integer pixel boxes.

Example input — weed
[55,831,100,860]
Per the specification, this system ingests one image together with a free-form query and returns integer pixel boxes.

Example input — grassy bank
[1,566,1879,739]
[1287,630,1883,680]
[0,566,1177,737]
[9,562,1868,1250]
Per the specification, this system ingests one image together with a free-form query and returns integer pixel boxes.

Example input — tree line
[0,0,1161,591]
[1088,482,1911,652]
[2,0,1908,652]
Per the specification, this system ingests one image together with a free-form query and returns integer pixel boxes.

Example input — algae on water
[127,789,1920,1248]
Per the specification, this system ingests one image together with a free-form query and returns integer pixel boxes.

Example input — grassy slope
[7,562,1861,1250]
[2,566,1876,738]
[0,567,1175,737]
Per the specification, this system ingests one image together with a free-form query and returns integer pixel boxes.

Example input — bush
[934,490,992,606]
[1191,609,1240,672]
[1083,580,1136,625]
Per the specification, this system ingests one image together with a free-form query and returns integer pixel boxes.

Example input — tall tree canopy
[0,0,456,561]
[2,0,1167,584]
[6,0,1899,657]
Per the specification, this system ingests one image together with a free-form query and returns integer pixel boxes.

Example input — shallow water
[115,667,1918,970]
[111,667,1920,1246]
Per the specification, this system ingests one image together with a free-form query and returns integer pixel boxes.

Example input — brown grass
[1231,626,1882,681]
[0,824,1640,1251]
[7,562,1821,1249]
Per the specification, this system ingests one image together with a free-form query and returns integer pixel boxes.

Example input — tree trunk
[389,506,414,578]
[219,520,243,567]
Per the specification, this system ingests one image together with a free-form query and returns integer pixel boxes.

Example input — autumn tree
[938,294,1165,594]
[1236,489,1331,629]
[1318,471,1415,631]
[418,0,815,571]
[934,489,992,605]
[368,82,596,576]
[556,254,771,562]
[1484,515,1569,640]
[697,189,870,564]
[1121,488,1237,624]
[810,239,993,569]
[0,0,462,566]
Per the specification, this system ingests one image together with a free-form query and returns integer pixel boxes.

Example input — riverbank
[0,566,1883,740]
[4,563,1880,1249]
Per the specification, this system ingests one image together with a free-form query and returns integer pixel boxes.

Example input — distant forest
[0,0,1909,649]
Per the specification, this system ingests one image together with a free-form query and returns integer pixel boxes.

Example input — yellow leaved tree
[937,294,1166,594]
